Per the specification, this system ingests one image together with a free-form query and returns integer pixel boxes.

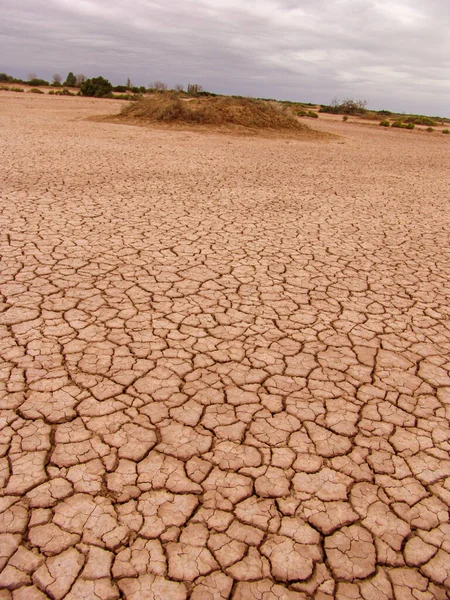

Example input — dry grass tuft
[116,93,318,136]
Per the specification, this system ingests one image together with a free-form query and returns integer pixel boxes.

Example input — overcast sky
[1,0,449,115]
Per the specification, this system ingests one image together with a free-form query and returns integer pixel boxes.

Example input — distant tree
[174,83,184,92]
[187,83,204,96]
[52,73,62,85]
[80,76,112,97]
[64,72,77,87]
[0,73,13,82]
[126,77,131,88]
[151,80,167,91]
[75,73,86,86]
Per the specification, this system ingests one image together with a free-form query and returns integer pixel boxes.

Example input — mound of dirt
[117,94,318,136]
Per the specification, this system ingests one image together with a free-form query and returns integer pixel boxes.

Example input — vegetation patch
[29,88,44,94]
[297,109,319,118]
[116,94,320,136]
[402,116,436,126]
[379,120,390,127]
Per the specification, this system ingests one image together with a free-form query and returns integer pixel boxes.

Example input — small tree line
[0,71,208,99]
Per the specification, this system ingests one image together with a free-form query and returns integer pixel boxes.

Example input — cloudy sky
[1,0,449,115]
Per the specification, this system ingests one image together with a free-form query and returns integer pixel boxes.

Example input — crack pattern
[0,94,449,599]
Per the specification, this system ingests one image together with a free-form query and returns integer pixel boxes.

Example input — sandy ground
[0,92,449,599]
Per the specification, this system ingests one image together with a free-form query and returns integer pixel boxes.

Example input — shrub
[29,88,44,94]
[113,85,128,93]
[443,129,449,134]
[379,120,390,127]
[392,121,404,128]
[12,87,24,92]
[80,76,113,97]
[54,88,75,96]
[321,98,367,115]
[426,127,434,132]
[343,115,349,121]
[406,123,415,129]
[28,78,49,87]
[297,110,318,118]
[48,90,55,95]
[378,109,392,116]
[403,116,436,126]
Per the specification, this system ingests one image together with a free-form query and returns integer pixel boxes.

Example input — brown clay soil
[0,92,449,600]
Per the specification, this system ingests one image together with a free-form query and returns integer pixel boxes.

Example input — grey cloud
[0,0,448,115]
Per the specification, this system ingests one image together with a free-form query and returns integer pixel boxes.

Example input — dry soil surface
[0,93,449,600]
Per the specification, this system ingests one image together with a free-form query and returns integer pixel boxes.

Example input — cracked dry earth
[0,93,450,600]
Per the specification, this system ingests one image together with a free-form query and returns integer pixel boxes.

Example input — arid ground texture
[0,93,449,600]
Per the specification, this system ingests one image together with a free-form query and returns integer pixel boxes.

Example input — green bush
[406,123,415,129]
[48,90,55,95]
[343,115,349,121]
[443,129,449,134]
[28,78,49,87]
[392,121,404,128]
[426,127,434,132]
[297,110,318,118]
[379,120,390,127]
[12,87,24,93]
[80,76,113,98]
[29,88,44,94]
[403,116,436,126]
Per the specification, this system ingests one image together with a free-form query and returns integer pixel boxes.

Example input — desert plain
[0,92,449,599]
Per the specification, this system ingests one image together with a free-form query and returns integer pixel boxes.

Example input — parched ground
[0,93,449,600]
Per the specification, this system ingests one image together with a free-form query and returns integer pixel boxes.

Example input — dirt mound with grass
[116,94,321,137]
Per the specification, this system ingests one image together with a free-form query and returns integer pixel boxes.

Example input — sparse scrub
[379,120,390,127]
[114,93,141,100]
[320,98,367,115]
[151,81,168,92]
[343,115,349,122]
[403,116,436,126]
[426,127,434,132]
[391,121,414,130]
[29,88,44,94]
[297,110,319,118]
[54,88,75,96]
[443,129,449,134]
[118,94,316,136]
